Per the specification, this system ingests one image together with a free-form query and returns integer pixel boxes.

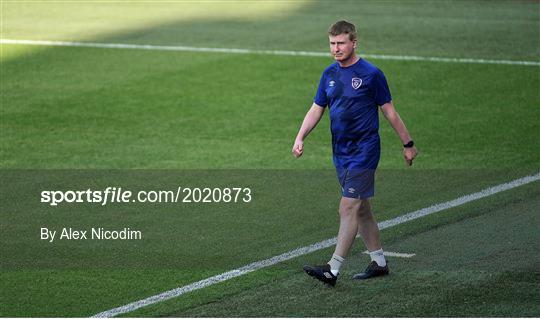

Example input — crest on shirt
[351,77,362,89]
[329,80,335,87]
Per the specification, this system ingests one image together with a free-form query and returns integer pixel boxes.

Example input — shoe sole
[303,266,336,286]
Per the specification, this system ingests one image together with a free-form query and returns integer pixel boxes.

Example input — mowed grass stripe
[170,183,539,317]
[92,172,540,317]
[2,39,540,66]
[3,45,538,170]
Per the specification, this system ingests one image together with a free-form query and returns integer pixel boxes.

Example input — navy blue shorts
[336,168,376,199]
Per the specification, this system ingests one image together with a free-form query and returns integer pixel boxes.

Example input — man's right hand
[292,140,304,158]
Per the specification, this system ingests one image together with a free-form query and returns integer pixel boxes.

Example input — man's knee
[357,199,372,219]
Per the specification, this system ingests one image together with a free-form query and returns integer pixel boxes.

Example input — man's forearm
[295,104,324,141]
[387,113,412,144]
[381,103,412,144]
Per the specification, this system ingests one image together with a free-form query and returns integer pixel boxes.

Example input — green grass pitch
[1,0,539,317]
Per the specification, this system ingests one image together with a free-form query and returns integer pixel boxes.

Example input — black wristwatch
[403,140,414,148]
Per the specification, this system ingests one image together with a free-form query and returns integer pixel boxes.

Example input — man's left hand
[403,146,418,166]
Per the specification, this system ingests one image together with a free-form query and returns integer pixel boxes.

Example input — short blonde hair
[328,20,357,41]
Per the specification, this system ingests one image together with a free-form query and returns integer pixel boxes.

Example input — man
[292,20,417,286]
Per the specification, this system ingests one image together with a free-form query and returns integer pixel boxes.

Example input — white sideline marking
[92,172,539,318]
[363,251,415,258]
[2,39,539,66]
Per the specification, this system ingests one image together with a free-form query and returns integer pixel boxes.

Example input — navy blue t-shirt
[314,58,392,169]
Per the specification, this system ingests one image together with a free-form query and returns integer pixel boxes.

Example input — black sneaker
[352,261,389,280]
[303,264,338,286]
